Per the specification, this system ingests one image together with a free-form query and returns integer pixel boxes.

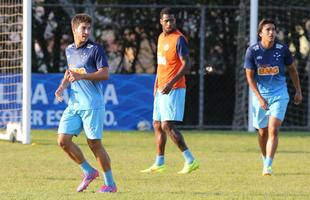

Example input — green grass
[1,130,310,200]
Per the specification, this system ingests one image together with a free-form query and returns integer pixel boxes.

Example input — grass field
[0,130,310,200]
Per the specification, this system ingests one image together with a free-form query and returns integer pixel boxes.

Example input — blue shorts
[58,108,105,139]
[153,88,186,122]
[252,94,289,129]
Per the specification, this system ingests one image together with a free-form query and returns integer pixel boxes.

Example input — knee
[87,139,102,151]
[268,126,278,133]
[268,127,279,138]
[258,128,268,137]
[153,121,162,131]
[161,122,172,133]
[161,122,180,139]
[258,131,267,138]
[57,136,69,150]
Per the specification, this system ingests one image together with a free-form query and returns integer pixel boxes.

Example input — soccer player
[55,13,117,193]
[244,19,302,176]
[140,7,199,174]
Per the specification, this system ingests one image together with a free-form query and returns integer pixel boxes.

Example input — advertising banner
[0,74,155,130]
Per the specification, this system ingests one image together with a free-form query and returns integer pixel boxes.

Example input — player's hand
[258,96,268,110]
[294,91,302,105]
[68,70,83,82]
[161,83,173,94]
[55,87,64,102]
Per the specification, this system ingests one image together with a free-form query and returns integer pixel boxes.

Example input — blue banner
[0,74,155,130]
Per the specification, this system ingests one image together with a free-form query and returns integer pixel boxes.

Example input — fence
[32,2,310,130]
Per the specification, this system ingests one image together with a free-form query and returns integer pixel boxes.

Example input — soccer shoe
[97,185,117,193]
[76,169,99,192]
[262,166,272,176]
[140,164,166,173]
[177,159,199,174]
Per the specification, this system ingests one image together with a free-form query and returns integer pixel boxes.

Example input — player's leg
[263,96,288,176]
[153,92,166,161]
[161,121,198,174]
[58,109,84,163]
[140,121,166,173]
[258,127,268,162]
[57,108,98,192]
[161,121,187,151]
[154,120,166,165]
[160,88,198,174]
[252,94,269,173]
[262,116,282,176]
[58,134,99,192]
[262,117,281,176]
[81,109,116,193]
[160,88,187,152]
[141,92,166,173]
[87,140,111,171]
[57,134,85,164]
[266,116,281,159]
[87,139,116,193]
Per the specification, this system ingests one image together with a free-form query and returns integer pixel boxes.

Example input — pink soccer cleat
[76,170,99,192]
[97,185,117,193]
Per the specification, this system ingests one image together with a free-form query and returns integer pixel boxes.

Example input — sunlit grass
[0,130,309,199]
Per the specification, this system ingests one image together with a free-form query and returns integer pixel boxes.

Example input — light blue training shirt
[65,40,108,110]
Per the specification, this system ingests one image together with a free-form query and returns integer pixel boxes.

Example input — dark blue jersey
[244,41,293,96]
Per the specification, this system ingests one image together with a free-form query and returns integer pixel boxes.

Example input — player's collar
[163,29,178,36]
[74,39,91,49]
[259,40,276,51]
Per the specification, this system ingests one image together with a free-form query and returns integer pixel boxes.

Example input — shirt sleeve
[93,45,109,69]
[283,45,293,66]
[243,47,255,69]
[176,36,189,57]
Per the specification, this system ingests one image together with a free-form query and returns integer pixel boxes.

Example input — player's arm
[161,55,190,94]
[154,75,158,96]
[68,45,109,82]
[161,36,191,94]
[68,67,109,82]
[55,70,70,102]
[244,47,268,110]
[245,69,268,110]
[287,62,302,105]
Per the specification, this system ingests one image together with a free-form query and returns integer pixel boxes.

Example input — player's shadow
[278,150,310,154]
[43,177,80,181]
[276,172,310,176]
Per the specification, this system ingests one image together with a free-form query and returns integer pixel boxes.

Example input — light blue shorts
[153,88,186,122]
[58,108,105,139]
[252,94,289,129]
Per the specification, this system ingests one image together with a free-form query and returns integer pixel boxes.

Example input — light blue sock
[155,155,165,166]
[264,156,273,168]
[262,155,266,164]
[80,160,94,175]
[103,170,115,187]
[182,149,194,164]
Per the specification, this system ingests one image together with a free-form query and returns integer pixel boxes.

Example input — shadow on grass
[41,177,78,181]
[279,150,310,154]
[276,172,310,176]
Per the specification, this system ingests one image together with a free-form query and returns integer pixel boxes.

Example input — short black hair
[160,7,176,18]
[258,18,276,38]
